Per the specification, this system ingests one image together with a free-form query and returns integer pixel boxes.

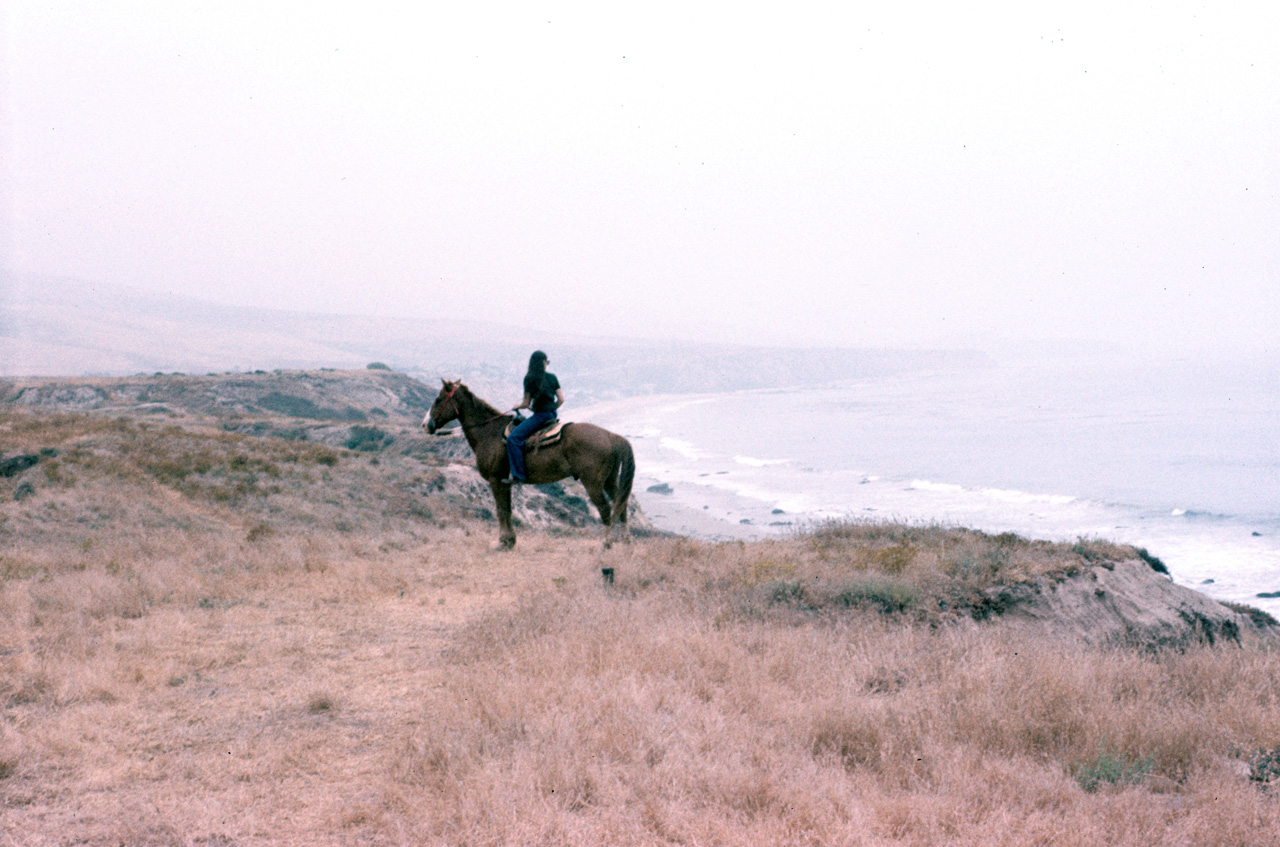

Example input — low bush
[1073,748,1155,792]
[344,425,391,452]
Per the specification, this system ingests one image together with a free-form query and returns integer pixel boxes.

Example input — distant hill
[2,367,437,425]
[2,272,993,401]
[1,271,556,379]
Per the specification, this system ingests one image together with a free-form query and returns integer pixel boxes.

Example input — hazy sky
[3,3,1277,351]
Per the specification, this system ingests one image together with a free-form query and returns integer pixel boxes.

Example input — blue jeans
[506,410,556,481]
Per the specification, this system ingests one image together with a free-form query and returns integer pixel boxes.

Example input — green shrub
[873,542,915,574]
[1135,547,1170,575]
[1073,748,1153,792]
[246,523,273,542]
[1250,748,1280,784]
[832,577,917,614]
[765,579,808,605]
[344,426,391,452]
[1072,541,1103,564]
[1222,600,1279,628]
[944,546,1009,583]
[258,392,367,422]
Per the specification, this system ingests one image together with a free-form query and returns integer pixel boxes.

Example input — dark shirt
[525,371,560,414]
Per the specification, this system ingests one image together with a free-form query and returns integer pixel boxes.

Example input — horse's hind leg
[582,481,615,549]
[602,473,631,545]
[601,440,634,545]
[615,498,631,544]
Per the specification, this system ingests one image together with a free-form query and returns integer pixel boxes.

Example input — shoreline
[632,475,775,542]
[626,471,1280,618]
[578,386,1280,617]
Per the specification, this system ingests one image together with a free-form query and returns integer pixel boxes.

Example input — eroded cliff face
[978,556,1273,649]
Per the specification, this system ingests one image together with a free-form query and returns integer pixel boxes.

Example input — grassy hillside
[0,374,619,546]
[3,374,1280,845]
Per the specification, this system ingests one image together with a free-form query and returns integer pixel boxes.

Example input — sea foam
[910,480,964,494]
[659,437,703,460]
[734,455,790,467]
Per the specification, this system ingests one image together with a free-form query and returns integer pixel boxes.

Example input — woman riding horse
[423,371,635,550]
[502,350,563,484]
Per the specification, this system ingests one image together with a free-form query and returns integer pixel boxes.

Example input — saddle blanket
[504,418,568,450]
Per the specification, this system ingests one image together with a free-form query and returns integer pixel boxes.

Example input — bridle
[435,383,510,434]
[440,381,462,417]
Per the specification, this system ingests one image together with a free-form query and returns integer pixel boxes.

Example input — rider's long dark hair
[527,350,548,377]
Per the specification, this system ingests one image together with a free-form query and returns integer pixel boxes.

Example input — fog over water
[4,3,1277,354]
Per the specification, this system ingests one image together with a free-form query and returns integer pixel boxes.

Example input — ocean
[577,352,1280,616]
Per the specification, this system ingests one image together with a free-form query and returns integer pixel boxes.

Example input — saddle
[504,418,568,451]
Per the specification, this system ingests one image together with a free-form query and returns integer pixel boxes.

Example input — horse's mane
[456,382,506,421]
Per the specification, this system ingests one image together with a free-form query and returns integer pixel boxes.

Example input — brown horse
[423,380,635,549]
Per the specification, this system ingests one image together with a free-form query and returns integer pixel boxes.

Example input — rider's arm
[554,389,564,409]
[512,392,532,413]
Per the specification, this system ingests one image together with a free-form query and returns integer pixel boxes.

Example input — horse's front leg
[491,481,517,550]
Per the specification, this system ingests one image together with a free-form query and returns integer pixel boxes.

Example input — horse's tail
[609,436,635,525]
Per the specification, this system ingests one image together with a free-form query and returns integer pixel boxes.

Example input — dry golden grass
[3,409,1280,845]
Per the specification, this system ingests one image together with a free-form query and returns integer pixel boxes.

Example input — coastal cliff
[4,368,1280,845]
[2,368,1273,649]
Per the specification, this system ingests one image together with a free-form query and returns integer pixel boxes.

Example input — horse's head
[424,380,463,435]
